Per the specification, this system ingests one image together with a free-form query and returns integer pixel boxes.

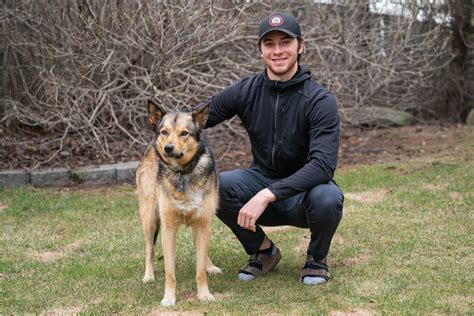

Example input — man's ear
[147,100,166,125]
[297,38,305,54]
[192,100,211,130]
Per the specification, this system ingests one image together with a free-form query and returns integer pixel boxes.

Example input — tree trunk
[449,0,473,121]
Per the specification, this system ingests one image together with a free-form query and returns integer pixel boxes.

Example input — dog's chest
[160,177,208,214]
[171,189,205,213]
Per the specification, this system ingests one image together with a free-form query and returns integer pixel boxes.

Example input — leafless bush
[0,1,462,166]
[294,2,454,122]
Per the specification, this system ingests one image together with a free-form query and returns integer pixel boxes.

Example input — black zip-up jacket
[206,65,340,201]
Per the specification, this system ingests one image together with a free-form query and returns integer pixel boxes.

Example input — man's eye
[180,131,189,137]
[160,130,168,136]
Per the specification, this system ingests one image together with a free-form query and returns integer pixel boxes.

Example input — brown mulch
[0,123,470,172]
[338,123,471,167]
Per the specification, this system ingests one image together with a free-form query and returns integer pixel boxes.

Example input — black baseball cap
[258,12,301,41]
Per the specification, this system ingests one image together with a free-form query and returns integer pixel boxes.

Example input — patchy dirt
[422,183,448,191]
[0,123,471,172]
[262,225,295,234]
[30,241,82,263]
[330,309,377,316]
[342,255,373,267]
[344,189,389,203]
[41,306,84,316]
[148,311,206,316]
[296,233,311,253]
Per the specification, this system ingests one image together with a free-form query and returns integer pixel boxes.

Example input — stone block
[466,109,474,126]
[115,161,139,183]
[0,169,30,187]
[71,165,116,185]
[343,106,415,127]
[30,168,71,187]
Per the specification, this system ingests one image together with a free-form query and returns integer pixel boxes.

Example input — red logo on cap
[268,15,284,27]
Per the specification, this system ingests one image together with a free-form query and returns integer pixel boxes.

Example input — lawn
[1,129,473,314]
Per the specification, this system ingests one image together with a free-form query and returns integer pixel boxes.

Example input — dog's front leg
[192,223,215,302]
[160,223,179,307]
[140,199,159,283]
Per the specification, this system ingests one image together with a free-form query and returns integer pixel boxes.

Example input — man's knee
[217,169,257,217]
[219,170,245,201]
[304,182,344,224]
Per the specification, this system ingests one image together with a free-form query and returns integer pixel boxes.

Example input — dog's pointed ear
[147,100,166,125]
[192,100,211,130]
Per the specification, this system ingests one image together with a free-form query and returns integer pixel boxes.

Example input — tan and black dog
[136,100,221,307]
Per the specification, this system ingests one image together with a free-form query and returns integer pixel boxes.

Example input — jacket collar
[263,65,312,92]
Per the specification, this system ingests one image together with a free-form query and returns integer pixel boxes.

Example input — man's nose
[274,44,282,54]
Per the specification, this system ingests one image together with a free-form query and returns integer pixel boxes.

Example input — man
[205,12,344,285]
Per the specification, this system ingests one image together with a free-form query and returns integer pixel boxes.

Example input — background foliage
[0,1,472,157]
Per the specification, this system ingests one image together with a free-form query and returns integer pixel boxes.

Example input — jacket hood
[263,65,312,92]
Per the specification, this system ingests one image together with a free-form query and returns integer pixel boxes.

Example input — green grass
[1,137,473,314]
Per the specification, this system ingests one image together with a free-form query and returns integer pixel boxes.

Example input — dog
[136,99,221,307]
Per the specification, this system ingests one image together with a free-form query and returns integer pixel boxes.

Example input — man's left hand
[237,188,276,232]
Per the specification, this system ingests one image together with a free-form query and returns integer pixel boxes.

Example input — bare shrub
[293,2,454,122]
[0,1,462,167]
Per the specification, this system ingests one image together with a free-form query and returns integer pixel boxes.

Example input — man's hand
[237,188,276,232]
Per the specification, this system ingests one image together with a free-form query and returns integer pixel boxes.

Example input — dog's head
[147,100,210,167]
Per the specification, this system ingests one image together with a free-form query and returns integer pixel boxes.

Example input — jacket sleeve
[205,81,242,128]
[267,93,340,200]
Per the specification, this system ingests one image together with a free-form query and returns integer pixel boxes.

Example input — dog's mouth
[164,151,184,159]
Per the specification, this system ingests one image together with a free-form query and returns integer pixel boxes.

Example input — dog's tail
[153,228,159,245]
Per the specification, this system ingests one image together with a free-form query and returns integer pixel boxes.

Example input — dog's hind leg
[191,226,221,274]
[206,257,222,274]
[140,195,160,283]
[192,223,216,302]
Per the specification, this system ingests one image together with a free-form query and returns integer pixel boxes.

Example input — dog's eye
[160,130,168,136]
[180,131,189,137]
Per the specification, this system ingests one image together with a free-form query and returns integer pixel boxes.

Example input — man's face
[260,31,303,81]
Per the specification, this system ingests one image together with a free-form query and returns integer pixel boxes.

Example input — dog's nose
[164,144,174,154]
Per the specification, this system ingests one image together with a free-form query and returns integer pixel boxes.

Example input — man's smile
[272,57,287,64]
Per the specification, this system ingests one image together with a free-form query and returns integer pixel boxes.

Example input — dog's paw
[142,274,155,283]
[206,266,222,274]
[197,292,216,302]
[160,298,176,307]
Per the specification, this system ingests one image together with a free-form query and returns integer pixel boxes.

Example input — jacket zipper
[271,91,280,168]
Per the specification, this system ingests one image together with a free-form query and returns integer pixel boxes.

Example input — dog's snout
[164,144,174,154]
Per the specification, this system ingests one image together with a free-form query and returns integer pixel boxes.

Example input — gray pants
[217,168,344,260]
